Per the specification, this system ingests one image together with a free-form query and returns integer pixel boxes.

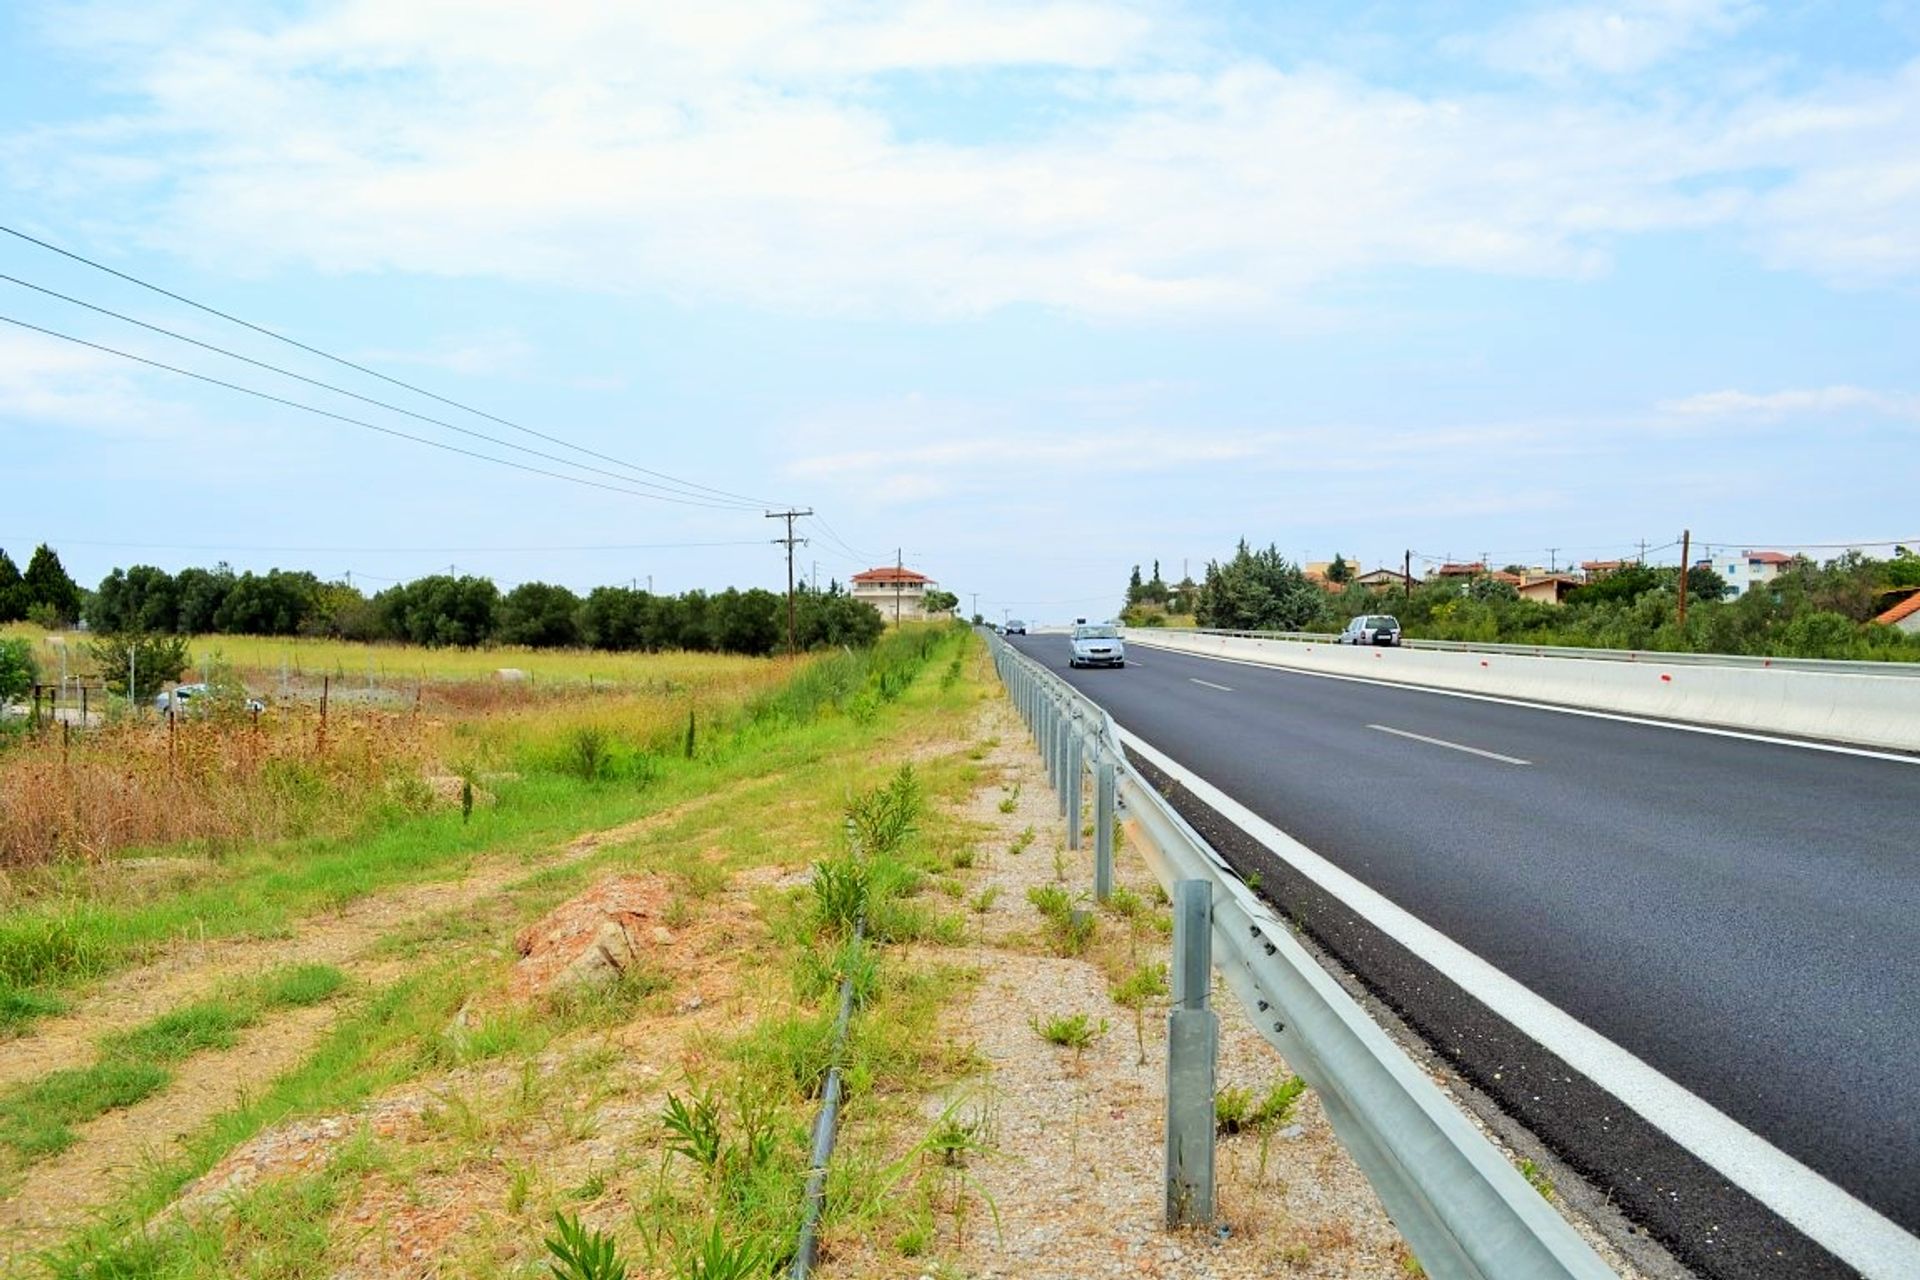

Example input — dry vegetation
[0,642,789,867]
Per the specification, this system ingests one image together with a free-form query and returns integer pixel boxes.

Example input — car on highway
[1067,623,1126,668]
[155,682,266,715]
[1005,619,1028,635]
[1337,614,1402,647]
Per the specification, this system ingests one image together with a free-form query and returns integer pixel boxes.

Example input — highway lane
[1006,633,1920,1249]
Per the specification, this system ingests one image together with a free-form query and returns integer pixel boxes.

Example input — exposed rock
[509,875,673,999]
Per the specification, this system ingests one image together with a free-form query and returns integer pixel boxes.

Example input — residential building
[1579,559,1628,580]
[1873,590,1920,635]
[1711,550,1795,598]
[1517,575,1581,605]
[1430,562,1486,581]
[851,565,943,624]
[1352,568,1412,592]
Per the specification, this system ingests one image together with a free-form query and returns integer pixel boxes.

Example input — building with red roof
[850,565,945,624]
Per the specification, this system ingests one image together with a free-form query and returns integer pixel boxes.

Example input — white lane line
[1118,726,1920,1279]
[1188,677,1233,692]
[1368,723,1531,766]
[1129,640,1920,765]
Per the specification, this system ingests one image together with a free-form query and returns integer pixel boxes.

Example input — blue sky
[2,0,1916,622]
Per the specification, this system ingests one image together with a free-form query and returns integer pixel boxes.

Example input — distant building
[1873,590,1920,635]
[1430,562,1486,581]
[851,565,942,624]
[1352,568,1412,592]
[1712,550,1794,598]
[1579,559,1629,580]
[1516,574,1581,605]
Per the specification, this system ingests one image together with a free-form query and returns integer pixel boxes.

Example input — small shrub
[1032,1011,1106,1051]
[545,1211,628,1280]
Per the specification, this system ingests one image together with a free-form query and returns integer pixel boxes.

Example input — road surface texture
[1006,632,1920,1280]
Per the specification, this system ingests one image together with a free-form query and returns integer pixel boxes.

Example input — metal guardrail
[1155,627,1920,677]
[986,629,1619,1280]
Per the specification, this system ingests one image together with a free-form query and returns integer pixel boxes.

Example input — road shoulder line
[1117,723,1920,1280]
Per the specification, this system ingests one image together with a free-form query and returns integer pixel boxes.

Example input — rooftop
[851,566,933,586]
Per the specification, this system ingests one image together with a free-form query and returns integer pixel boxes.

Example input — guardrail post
[1065,725,1083,849]
[1094,756,1115,902]
[1166,879,1216,1228]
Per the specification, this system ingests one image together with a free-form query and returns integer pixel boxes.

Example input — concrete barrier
[1123,631,1920,753]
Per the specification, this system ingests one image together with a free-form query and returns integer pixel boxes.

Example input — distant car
[1337,614,1402,647]
[1068,623,1126,668]
[155,682,266,715]
[1005,620,1028,635]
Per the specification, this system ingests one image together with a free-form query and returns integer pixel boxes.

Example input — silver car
[1337,614,1402,647]
[155,682,266,714]
[1068,623,1126,668]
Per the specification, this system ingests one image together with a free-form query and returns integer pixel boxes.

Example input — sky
[1,0,1917,624]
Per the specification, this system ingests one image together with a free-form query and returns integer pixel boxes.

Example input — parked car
[1068,623,1126,668]
[155,682,266,715]
[1337,614,1402,647]
[1005,619,1028,635]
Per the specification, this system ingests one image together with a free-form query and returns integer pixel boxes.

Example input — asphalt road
[1006,632,1920,1260]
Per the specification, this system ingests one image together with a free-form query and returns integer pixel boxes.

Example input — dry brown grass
[0,707,434,866]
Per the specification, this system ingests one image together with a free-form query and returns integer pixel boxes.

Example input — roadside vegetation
[1116,542,1920,662]
[0,621,996,1277]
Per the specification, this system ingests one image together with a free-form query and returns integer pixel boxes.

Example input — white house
[1708,550,1794,598]
[851,566,943,624]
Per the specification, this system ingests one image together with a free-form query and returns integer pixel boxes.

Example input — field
[0,623,1006,1276]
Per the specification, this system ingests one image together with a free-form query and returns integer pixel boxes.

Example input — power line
[0,270,761,509]
[804,513,881,564]
[1,536,772,554]
[0,221,783,509]
[0,312,752,508]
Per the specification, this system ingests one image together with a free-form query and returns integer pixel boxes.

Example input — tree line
[1118,540,1920,662]
[0,545,889,656]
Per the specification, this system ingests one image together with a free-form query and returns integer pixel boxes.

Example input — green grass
[0,965,352,1171]
[28,627,982,1273]
[1031,1011,1106,1051]
[0,1061,171,1159]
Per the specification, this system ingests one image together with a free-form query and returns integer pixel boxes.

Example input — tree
[0,637,36,703]
[577,586,648,650]
[88,631,192,700]
[92,565,181,634]
[0,548,24,622]
[22,545,81,626]
[709,588,782,655]
[1326,554,1352,585]
[214,569,321,635]
[1143,560,1169,604]
[1195,541,1326,632]
[1126,565,1144,605]
[923,588,959,616]
[174,565,236,634]
[376,575,499,647]
[497,582,582,647]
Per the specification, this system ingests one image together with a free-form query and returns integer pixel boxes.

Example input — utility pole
[1677,528,1692,629]
[970,592,979,621]
[1547,548,1558,574]
[1403,549,1412,602]
[766,508,813,656]
[894,547,904,625]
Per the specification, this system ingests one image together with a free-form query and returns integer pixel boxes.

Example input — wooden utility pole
[1677,528,1692,629]
[766,508,813,656]
[894,547,904,625]
[1403,550,1412,602]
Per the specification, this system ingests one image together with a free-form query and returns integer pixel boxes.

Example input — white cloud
[1473,1,1755,78]
[1660,385,1920,421]
[6,1,1917,317]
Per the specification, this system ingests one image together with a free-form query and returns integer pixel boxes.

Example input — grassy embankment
[2,624,999,1277]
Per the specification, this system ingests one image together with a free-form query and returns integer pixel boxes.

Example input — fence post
[1065,725,1083,849]
[1166,879,1217,1228]
[1095,756,1115,902]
